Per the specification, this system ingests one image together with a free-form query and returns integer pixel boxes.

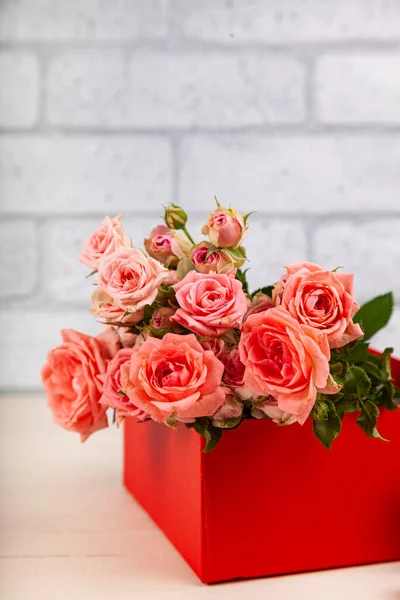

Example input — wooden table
[1,395,399,599]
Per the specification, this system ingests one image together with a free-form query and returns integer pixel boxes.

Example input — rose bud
[150,307,179,331]
[201,206,246,249]
[244,293,273,320]
[190,242,233,274]
[164,203,188,230]
[212,395,243,427]
[145,225,192,267]
[252,399,296,426]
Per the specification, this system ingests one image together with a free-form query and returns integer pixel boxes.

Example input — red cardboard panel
[124,355,400,583]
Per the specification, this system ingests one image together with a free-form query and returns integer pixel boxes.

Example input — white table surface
[0,395,399,599]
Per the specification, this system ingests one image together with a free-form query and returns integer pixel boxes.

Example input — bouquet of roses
[42,201,398,451]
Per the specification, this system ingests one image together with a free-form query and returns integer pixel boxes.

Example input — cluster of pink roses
[42,203,364,444]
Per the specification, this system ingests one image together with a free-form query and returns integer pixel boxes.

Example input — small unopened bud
[164,204,188,230]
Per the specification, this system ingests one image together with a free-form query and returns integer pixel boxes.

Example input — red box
[124,355,400,583]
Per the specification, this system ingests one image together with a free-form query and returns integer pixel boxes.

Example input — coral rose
[144,225,192,267]
[202,207,246,249]
[97,247,168,313]
[273,262,363,349]
[79,215,130,270]
[41,330,115,441]
[100,348,147,425]
[171,271,250,337]
[122,333,226,423]
[239,307,340,425]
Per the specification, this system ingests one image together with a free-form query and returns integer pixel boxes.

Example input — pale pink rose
[171,271,250,337]
[252,399,296,425]
[90,288,144,325]
[190,242,233,274]
[273,261,363,349]
[239,306,341,425]
[79,215,131,270]
[150,307,179,330]
[144,225,192,267]
[122,333,226,423]
[212,395,243,424]
[41,330,114,441]
[201,207,246,249]
[222,348,254,400]
[245,293,273,320]
[97,247,168,313]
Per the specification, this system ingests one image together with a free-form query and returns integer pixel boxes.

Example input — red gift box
[123,354,400,584]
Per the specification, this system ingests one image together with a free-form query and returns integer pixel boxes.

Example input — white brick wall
[0,0,399,391]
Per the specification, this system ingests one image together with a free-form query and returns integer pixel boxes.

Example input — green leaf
[334,395,359,418]
[214,195,221,207]
[203,425,223,453]
[205,244,219,259]
[372,428,389,442]
[375,381,398,411]
[251,285,274,299]
[356,400,379,437]
[227,245,247,260]
[243,211,255,225]
[380,347,393,380]
[331,340,369,364]
[312,400,342,449]
[362,361,383,381]
[353,292,393,340]
[350,366,371,397]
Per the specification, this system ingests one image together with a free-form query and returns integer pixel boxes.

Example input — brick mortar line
[2,125,400,135]
[1,40,400,52]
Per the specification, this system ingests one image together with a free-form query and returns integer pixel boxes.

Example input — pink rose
[239,307,341,425]
[171,271,250,337]
[190,242,233,274]
[117,328,138,348]
[41,330,114,441]
[199,337,227,360]
[97,247,168,313]
[201,207,246,249]
[90,288,144,325]
[222,348,254,400]
[79,215,130,270]
[273,261,363,349]
[223,349,245,387]
[144,225,192,267]
[122,333,226,423]
[212,395,243,424]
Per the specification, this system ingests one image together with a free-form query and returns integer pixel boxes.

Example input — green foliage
[251,285,274,299]
[324,340,397,447]
[185,418,223,452]
[236,269,250,295]
[353,292,393,340]
[312,399,342,449]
